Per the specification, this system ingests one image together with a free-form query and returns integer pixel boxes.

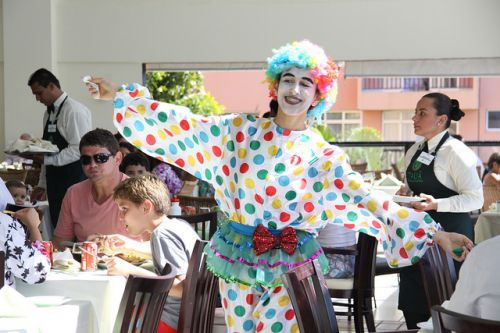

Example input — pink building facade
[203,71,499,162]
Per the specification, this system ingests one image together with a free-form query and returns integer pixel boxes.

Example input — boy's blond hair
[113,174,171,214]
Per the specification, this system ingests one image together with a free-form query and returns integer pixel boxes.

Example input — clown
[87,40,473,333]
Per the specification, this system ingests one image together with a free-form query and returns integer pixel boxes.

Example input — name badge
[416,151,434,165]
[48,124,57,133]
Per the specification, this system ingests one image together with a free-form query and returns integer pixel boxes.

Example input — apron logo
[411,160,422,171]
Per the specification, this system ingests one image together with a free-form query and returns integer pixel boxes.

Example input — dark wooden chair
[168,212,218,240]
[177,240,219,333]
[391,163,404,181]
[431,305,500,333]
[113,274,174,333]
[282,260,339,333]
[375,255,404,276]
[0,250,5,289]
[418,244,457,309]
[324,232,378,333]
[177,195,217,213]
[0,168,28,183]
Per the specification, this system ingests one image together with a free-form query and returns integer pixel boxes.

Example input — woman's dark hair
[120,152,150,173]
[79,128,119,155]
[487,152,500,170]
[262,100,278,118]
[119,142,138,153]
[27,68,61,89]
[422,92,465,128]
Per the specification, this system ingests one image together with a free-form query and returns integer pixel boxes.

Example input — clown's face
[277,67,318,117]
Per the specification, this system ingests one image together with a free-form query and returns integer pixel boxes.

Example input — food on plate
[5,138,59,154]
[115,253,147,266]
[52,259,80,271]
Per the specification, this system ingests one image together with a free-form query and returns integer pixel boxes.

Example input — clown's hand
[433,230,473,261]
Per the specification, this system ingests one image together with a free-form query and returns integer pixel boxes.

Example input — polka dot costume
[219,280,300,333]
[113,83,440,331]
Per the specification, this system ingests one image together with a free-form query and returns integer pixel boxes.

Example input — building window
[383,110,459,140]
[382,111,416,141]
[362,77,473,91]
[487,111,500,130]
[323,111,361,141]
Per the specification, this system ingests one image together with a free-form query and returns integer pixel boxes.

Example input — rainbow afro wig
[265,40,340,122]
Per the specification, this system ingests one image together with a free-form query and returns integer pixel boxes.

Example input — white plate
[392,195,425,203]
[416,319,433,330]
[27,296,69,307]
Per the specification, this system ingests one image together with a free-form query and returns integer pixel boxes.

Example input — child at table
[100,174,199,333]
[5,180,29,206]
[119,151,151,177]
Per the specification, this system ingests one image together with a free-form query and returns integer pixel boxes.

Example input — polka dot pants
[219,280,300,333]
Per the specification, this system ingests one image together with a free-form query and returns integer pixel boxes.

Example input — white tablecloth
[16,270,126,333]
[0,299,96,333]
[474,210,500,244]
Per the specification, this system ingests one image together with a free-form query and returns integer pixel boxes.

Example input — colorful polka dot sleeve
[113,83,439,288]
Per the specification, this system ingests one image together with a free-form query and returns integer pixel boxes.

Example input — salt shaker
[169,197,182,215]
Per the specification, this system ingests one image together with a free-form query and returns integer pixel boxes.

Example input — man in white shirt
[446,235,500,321]
[27,68,92,228]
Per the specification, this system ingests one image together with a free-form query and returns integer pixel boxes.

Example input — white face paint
[277,67,317,116]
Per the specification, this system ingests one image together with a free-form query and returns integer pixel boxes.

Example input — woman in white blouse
[0,178,50,288]
[399,93,484,328]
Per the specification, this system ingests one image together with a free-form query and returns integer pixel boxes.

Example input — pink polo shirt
[54,173,138,241]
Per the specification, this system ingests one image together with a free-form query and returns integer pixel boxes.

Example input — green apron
[398,132,473,324]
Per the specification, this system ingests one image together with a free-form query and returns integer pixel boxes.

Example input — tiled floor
[338,274,408,333]
[213,273,407,333]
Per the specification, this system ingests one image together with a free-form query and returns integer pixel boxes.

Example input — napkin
[0,285,38,317]
[53,248,73,262]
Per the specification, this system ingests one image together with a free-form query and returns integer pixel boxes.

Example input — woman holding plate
[399,93,483,328]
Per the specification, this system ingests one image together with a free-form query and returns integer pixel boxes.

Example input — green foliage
[345,127,383,170]
[312,124,336,142]
[146,71,225,116]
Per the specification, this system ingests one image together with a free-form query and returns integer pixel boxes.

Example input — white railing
[362,77,473,91]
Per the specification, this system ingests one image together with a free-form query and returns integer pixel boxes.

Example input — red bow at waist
[253,224,298,256]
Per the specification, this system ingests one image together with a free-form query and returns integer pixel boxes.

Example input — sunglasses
[80,152,114,165]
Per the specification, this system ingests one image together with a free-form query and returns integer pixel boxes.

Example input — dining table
[474,208,500,244]
[16,268,127,333]
[0,298,96,333]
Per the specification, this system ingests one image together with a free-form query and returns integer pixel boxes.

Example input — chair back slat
[324,232,378,332]
[352,232,378,293]
[282,260,339,333]
[177,240,219,333]
[431,305,500,333]
[113,275,174,333]
[419,245,457,309]
[168,212,218,240]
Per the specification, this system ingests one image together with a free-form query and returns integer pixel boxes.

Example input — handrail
[330,141,500,152]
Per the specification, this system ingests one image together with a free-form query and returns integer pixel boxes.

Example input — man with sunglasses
[28,68,92,228]
[52,129,145,251]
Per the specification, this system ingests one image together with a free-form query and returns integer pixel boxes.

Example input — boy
[5,180,28,205]
[103,174,199,333]
[119,152,150,177]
